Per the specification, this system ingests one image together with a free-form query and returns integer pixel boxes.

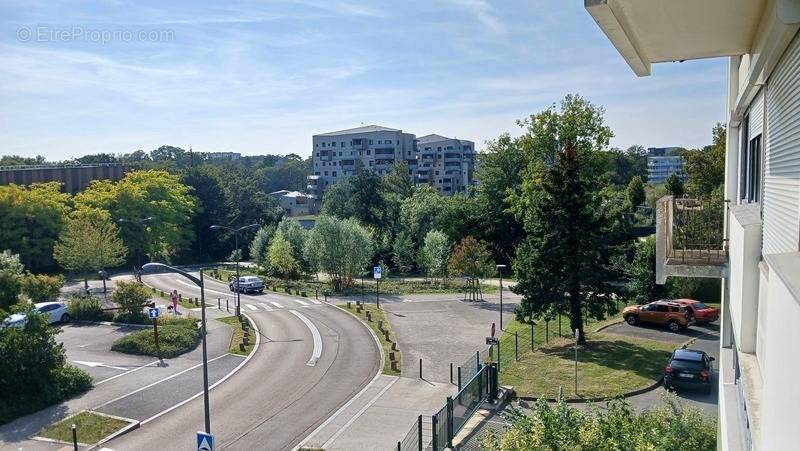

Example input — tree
[448,236,495,278]
[0,251,23,311]
[20,273,64,303]
[249,224,276,271]
[75,170,197,262]
[510,95,619,344]
[53,210,127,288]
[626,175,646,207]
[111,281,150,322]
[276,218,309,274]
[181,166,230,261]
[304,216,373,291]
[665,173,685,197]
[418,230,451,282]
[321,165,388,232]
[391,232,415,274]
[683,124,726,198]
[383,161,414,198]
[268,231,298,279]
[625,237,667,304]
[0,182,70,271]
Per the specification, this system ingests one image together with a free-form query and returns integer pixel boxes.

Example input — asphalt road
[103,272,380,451]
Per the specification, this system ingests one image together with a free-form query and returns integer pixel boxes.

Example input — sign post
[197,431,214,451]
[149,307,161,359]
[574,328,579,395]
[373,266,382,309]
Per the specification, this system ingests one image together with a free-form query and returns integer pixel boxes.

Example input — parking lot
[58,323,157,382]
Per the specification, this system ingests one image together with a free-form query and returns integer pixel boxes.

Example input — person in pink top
[171,289,180,315]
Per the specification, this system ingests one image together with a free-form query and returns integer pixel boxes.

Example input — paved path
[102,272,381,451]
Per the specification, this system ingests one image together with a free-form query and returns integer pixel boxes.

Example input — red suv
[673,299,719,324]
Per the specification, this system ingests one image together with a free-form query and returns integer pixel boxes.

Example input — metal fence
[453,364,490,436]
[428,405,449,451]
[397,415,423,451]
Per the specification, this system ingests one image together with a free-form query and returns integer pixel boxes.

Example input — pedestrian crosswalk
[239,298,328,313]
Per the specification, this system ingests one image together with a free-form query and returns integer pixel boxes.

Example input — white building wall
[727,204,763,354]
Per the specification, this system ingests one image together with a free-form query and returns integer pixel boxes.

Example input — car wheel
[60,313,70,323]
[625,315,638,326]
[668,320,681,332]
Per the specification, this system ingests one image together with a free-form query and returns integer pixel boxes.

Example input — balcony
[655,196,729,284]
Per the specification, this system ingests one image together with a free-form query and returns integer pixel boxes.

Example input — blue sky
[0,0,727,159]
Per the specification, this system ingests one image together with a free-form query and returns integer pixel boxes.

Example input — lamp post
[496,264,506,330]
[142,262,211,433]
[118,217,154,280]
[210,223,259,318]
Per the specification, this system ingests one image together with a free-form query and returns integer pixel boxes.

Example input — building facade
[307,125,475,198]
[587,1,800,449]
[0,163,131,193]
[416,134,476,195]
[647,155,686,184]
[268,189,318,217]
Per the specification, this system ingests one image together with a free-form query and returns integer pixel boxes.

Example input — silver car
[229,276,265,294]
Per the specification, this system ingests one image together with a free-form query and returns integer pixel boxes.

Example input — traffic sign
[197,431,214,451]
[373,266,382,279]
[486,336,499,345]
[148,307,160,319]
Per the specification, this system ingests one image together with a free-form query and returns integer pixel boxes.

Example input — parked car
[622,300,695,332]
[229,276,265,294]
[0,301,70,329]
[664,348,714,394]
[673,299,719,324]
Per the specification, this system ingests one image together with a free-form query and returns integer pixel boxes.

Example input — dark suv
[664,348,714,394]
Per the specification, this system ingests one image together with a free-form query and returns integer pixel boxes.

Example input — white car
[35,301,70,324]
[0,301,70,329]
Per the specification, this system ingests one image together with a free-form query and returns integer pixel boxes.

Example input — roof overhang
[585,0,767,76]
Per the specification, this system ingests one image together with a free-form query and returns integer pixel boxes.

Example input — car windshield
[693,302,709,309]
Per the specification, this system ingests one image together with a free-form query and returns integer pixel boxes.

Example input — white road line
[292,299,309,306]
[309,299,322,305]
[259,303,274,311]
[289,310,323,366]
[95,359,162,385]
[270,301,284,309]
[174,278,231,297]
[322,376,400,448]
[245,304,258,311]
[72,360,129,371]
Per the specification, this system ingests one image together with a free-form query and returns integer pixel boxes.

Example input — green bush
[111,318,200,358]
[20,273,64,303]
[111,280,151,323]
[0,250,23,310]
[479,394,716,450]
[0,311,92,424]
[68,295,112,321]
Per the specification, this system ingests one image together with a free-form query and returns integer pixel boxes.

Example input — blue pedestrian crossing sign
[373,266,382,279]
[197,431,214,451]
[148,307,160,319]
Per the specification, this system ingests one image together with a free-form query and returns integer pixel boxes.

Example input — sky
[0,0,728,160]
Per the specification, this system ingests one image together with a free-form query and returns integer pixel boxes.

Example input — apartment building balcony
[655,196,729,284]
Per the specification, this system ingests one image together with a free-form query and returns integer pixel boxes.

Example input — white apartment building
[307,125,416,198]
[586,1,800,450]
[416,134,476,195]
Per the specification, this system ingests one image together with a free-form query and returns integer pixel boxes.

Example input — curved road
[105,272,381,451]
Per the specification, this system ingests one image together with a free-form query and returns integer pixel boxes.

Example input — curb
[33,410,139,450]
[515,326,711,404]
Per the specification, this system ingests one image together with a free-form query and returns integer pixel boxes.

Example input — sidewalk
[296,376,456,451]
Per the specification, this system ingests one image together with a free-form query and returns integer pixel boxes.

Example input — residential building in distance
[416,134,476,195]
[646,147,686,183]
[0,163,131,193]
[307,125,476,199]
[268,189,318,217]
[206,151,241,160]
[587,1,800,450]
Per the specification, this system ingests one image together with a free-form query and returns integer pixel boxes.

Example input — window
[745,136,761,203]
[332,142,336,147]
[386,139,392,144]
[314,171,320,175]
[378,140,382,144]
[369,161,374,166]
[324,171,329,176]
[369,140,373,144]
[322,142,326,147]
[341,142,345,147]
[367,150,371,155]
[339,152,342,157]
[332,171,337,177]
[656,305,669,312]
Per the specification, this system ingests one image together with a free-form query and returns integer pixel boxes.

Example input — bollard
[226,299,230,312]
[239,343,246,352]
[515,331,519,361]
[419,358,423,379]
[72,423,78,451]
[347,301,352,309]
[476,350,480,371]
[152,287,156,293]
[389,351,395,361]
[458,366,462,391]
[384,330,390,341]
[391,342,398,351]
[218,298,221,309]
[391,360,399,372]
[301,291,307,297]
[546,320,549,344]
[450,362,454,384]
[366,311,372,322]
[243,337,250,346]
[243,331,250,340]
[378,320,383,331]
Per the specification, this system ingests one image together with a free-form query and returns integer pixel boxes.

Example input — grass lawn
[39,411,129,445]
[337,303,400,376]
[111,317,201,358]
[218,315,256,356]
[496,318,675,399]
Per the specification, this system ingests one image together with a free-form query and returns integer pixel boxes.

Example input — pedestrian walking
[171,289,180,315]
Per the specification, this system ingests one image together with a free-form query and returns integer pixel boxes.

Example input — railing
[663,197,727,265]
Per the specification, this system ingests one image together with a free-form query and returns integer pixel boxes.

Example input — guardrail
[662,196,727,265]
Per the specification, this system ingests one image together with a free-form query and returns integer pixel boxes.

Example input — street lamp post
[142,262,211,433]
[118,217,154,280]
[496,264,507,331]
[210,223,259,318]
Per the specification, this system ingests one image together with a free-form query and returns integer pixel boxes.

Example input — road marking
[292,299,309,306]
[259,303,274,311]
[94,360,162,385]
[289,310,323,366]
[95,354,231,409]
[174,278,231,297]
[309,299,322,305]
[72,360,130,371]
[245,304,258,311]
[270,301,284,309]
[322,376,399,448]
